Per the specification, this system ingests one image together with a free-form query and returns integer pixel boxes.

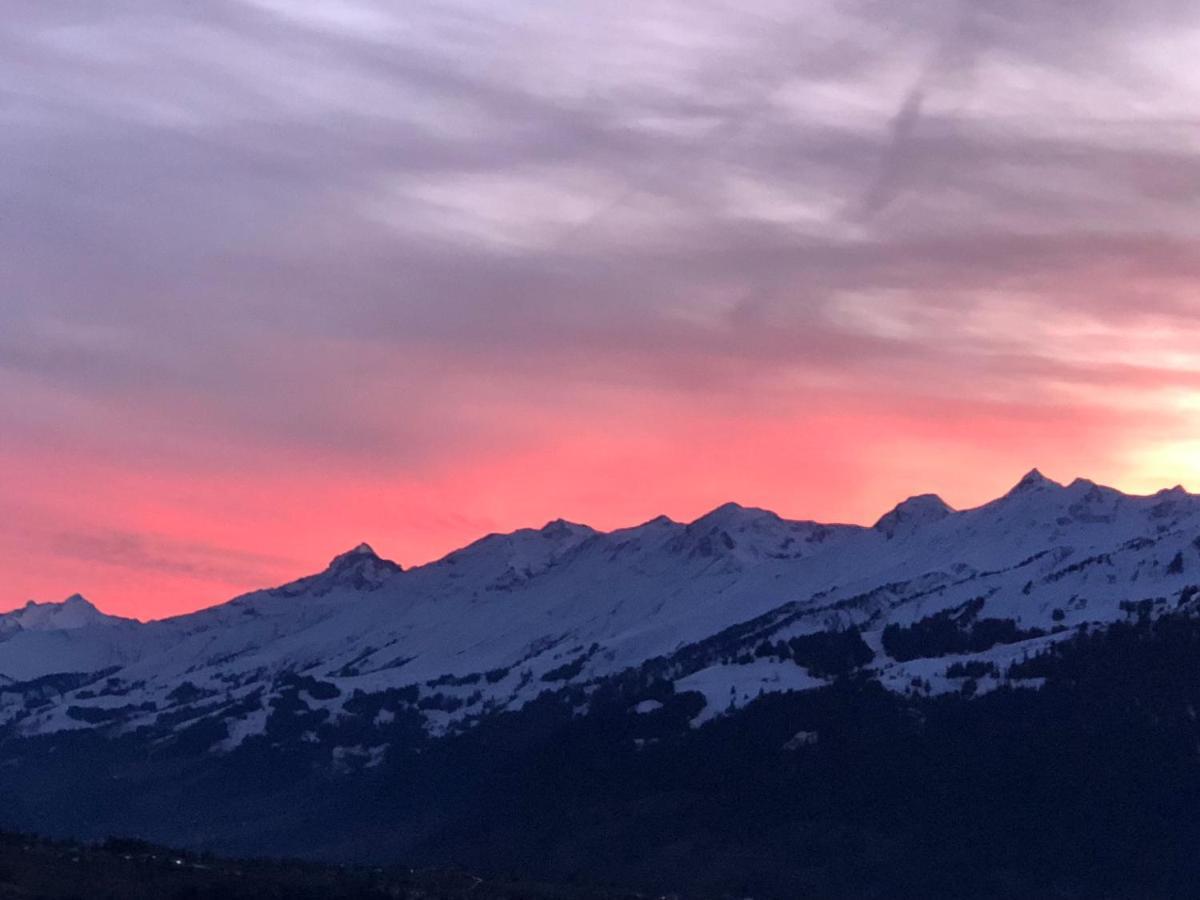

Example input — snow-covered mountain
[0,594,120,634]
[0,595,138,683]
[3,470,1199,753]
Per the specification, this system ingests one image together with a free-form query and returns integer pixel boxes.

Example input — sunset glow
[4,1,1200,618]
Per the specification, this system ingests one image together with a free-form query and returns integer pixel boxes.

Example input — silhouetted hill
[0,832,643,900]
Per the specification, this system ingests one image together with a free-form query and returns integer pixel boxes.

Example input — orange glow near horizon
[1,394,1182,620]
[5,2,1200,622]
[5,305,1200,621]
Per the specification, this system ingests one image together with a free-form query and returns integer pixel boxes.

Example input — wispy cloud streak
[2,0,1199,614]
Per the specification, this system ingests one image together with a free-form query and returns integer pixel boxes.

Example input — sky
[3,0,1200,619]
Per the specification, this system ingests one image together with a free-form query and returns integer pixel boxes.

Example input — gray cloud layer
[3,1,1199,493]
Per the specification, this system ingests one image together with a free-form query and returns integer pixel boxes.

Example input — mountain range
[4,469,1200,897]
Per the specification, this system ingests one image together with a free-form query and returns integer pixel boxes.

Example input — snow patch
[676,659,827,726]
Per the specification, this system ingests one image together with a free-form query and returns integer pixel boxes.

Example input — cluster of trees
[944,660,997,679]
[0,831,639,900]
[882,597,1045,661]
[14,607,1200,898]
[753,627,874,677]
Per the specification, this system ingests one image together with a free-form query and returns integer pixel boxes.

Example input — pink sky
[3,2,1200,618]
[2,384,1190,620]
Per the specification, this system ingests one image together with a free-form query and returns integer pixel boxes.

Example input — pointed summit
[690,502,777,531]
[1156,484,1188,497]
[268,543,404,598]
[873,494,953,539]
[4,593,118,632]
[328,543,381,568]
[325,542,401,576]
[1007,468,1061,495]
[539,519,594,541]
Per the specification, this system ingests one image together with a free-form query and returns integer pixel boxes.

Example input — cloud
[2,0,1199,612]
[50,529,298,589]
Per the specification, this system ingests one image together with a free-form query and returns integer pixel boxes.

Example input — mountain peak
[6,593,115,631]
[690,502,775,530]
[326,542,399,570]
[62,592,97,609]
[873,493,953,538]
[1009,468,1059,494]
[539,519,593,540]
[294,543,404,595]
